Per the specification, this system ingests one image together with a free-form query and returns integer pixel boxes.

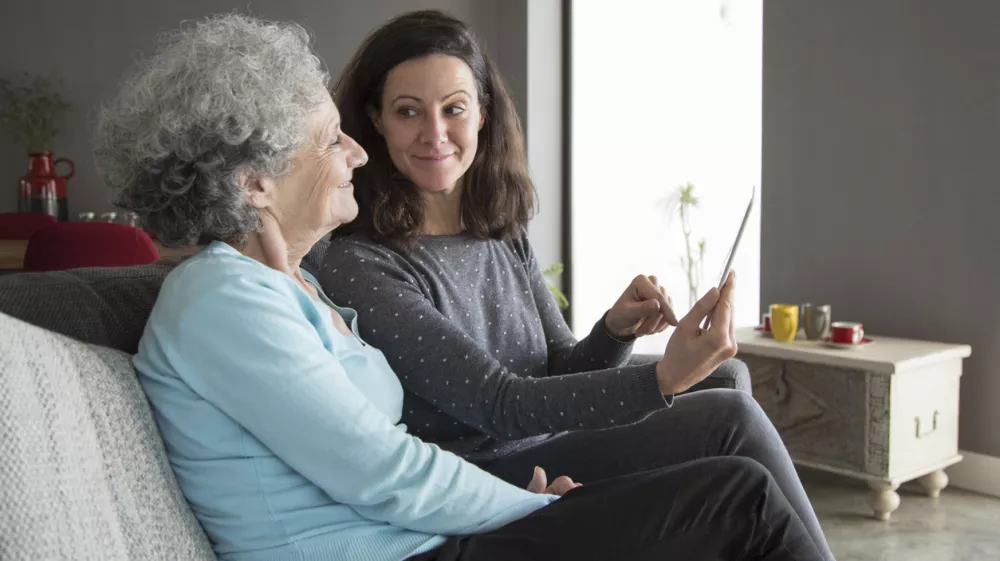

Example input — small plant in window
[542,262,569,310]
[663,182,706,309]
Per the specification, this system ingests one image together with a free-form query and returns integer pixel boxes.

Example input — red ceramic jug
[18,152,74,221]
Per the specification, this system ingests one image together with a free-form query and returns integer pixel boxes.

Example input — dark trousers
[408,456,824,561]
[479,389,835,561]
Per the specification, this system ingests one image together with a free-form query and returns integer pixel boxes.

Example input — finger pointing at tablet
[604,274,679,339]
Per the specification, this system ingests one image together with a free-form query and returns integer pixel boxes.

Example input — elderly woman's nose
[349,151,368,169]
[346,136,368,168]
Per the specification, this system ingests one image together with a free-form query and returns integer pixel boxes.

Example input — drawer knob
[914,410,940,439]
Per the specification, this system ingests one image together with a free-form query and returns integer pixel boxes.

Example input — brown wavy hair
[332,9,535,245]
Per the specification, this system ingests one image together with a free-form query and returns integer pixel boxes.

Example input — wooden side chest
[735,327,971,520]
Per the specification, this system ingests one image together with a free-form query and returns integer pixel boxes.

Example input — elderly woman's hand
[654,271,738,395]
[526,466,581,496]
[604,275,679,340]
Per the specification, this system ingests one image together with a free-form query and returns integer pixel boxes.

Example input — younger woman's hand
[655,271,738,395]
[604,275,679,339]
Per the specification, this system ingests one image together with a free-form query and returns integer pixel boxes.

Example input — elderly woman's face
[373,54,485,195]
[268,90,367,234]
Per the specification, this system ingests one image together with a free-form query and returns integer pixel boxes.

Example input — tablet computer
[716,185,755,290]
[702,185,755,328]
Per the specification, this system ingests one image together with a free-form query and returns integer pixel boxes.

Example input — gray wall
[0,0,528,218]
[763,0,1000,457]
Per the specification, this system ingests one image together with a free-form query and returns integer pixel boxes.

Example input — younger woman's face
[373,54,485,195]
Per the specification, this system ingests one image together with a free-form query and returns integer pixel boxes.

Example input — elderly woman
[93,13,825,561]
[325,10,835,561]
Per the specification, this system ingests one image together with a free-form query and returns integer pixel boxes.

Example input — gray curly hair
[94,13,329,247]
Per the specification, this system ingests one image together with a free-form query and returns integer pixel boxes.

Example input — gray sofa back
[0,258,183,354]
[0,239,328,353]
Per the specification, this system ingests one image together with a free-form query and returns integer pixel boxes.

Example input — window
[569,0,762,351]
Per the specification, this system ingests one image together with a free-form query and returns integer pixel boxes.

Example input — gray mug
[803,304,832,340]
[799,302,811,324]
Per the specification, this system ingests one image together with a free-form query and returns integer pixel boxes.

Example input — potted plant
[664,182,706,309]
[0,72,74,220]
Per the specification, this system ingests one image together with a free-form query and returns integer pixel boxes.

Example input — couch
[0,241,327,560]
[0,238,748,559]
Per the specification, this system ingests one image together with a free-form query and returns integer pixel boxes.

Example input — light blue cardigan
[134,242,556,561]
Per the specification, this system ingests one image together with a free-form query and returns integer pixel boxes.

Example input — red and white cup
[830,321,864,345]
[762,313,772,332]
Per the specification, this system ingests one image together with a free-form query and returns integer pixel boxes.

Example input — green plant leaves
[542,262,569,310]
[0,72,70,153]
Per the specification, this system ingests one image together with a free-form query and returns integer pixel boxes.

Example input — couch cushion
[0,258,183,354]
[0,312,217,560]
[0,239,329,354]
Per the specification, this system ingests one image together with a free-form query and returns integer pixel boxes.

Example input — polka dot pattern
[318,233,668,461]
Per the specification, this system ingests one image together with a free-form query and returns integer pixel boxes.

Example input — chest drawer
[886,360,961,478]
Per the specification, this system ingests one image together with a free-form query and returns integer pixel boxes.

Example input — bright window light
[570,0,763,353]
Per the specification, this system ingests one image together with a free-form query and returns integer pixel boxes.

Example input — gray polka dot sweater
[320,232,671,462]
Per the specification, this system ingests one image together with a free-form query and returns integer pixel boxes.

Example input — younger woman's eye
[445,105,466,116]
[397,107,418,118]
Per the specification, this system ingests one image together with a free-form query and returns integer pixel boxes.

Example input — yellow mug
[769,304,799,342]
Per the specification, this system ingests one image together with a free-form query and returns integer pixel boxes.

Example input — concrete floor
[801,469,1000,560]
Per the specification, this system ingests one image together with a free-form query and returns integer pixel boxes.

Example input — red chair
[0,212,58,240]
[23,222,161,272]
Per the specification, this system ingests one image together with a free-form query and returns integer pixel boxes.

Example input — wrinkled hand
[604,275,679,339]
[655,271,738,395]
[526,466,581,496]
